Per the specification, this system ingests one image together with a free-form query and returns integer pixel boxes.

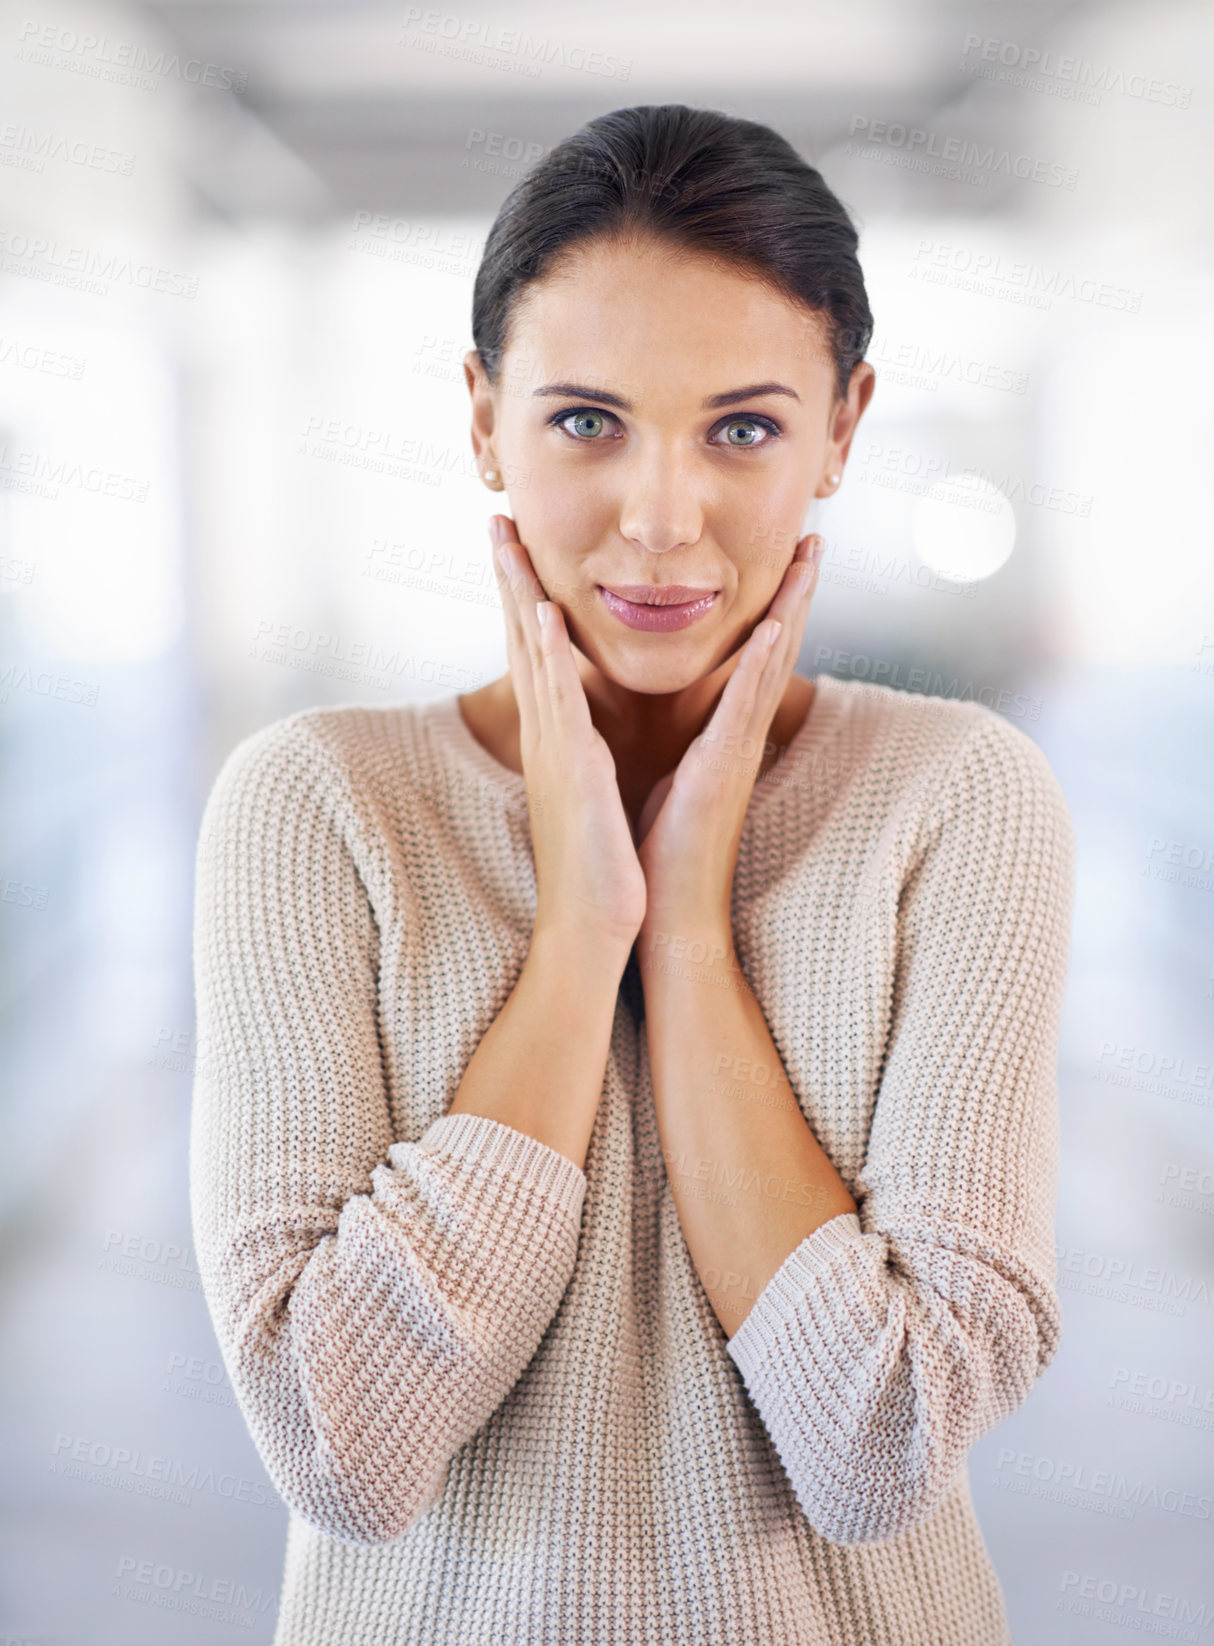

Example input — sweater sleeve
[187,713,588,1547]
[725,709,1075,1546]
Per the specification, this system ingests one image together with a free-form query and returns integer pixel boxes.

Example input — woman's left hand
[635,533,824,936]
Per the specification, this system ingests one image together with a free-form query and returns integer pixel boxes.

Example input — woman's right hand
[491,514,647,953]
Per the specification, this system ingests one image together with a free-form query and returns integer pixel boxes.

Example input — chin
[572,630,736,695]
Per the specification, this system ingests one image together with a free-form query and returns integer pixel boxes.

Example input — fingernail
[765,619,781,647]
[536,601,550,628]
[488,516,506,546]
[809,537,826,571]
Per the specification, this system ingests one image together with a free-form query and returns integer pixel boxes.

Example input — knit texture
[188,671,1075,1645]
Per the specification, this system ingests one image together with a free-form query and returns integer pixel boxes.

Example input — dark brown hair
[471,103,873,403]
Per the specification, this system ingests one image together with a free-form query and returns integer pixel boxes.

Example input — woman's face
[466,233,874,697]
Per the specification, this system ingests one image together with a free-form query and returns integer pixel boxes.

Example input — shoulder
[197,699,437,857]
[822,675,1072,842]
[205,698,437,793]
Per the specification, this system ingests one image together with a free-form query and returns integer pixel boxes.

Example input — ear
[825,361,877,474]
[464,349,497,466]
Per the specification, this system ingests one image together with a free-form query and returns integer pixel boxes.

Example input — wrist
[637,915,735,974]
[531,918,636,978]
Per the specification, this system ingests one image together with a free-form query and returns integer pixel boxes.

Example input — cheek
[512,460,607,554]
[721,447,807,510]
[508,499,601,616]
[728,498,804,585]
[513,520,598,618]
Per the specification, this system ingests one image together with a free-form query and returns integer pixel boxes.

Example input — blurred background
[2,1,1212,1640]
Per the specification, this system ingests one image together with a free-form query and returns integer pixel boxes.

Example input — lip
[601,583,718,607]
[597,583,720,633]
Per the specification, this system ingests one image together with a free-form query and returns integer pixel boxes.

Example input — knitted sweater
[188,670,1075,1646]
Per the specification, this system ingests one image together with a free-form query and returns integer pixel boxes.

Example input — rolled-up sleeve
[726,710,1075,1546]
[188,713,587,1547]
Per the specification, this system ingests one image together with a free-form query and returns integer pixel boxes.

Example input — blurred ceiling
[137,0,1100,221]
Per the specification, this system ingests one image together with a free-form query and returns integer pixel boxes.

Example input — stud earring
[827,472,841,487]
[483,467,499,485]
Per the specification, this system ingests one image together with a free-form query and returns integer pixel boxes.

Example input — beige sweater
[188,671,1075,1645]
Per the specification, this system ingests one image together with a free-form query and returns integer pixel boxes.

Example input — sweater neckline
[425,673,848,820]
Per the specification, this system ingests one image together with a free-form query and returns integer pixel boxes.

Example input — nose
[616,445,705,556]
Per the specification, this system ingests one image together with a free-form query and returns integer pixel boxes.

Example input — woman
[190,104,1075,1645]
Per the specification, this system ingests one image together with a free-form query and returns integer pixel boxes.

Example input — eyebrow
[531,381,801,411]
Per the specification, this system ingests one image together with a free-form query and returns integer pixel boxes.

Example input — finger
[694,614,782,775]
[534,596,597,748]
[771,532,823,625]
[500,528,549,662]
[492,519,574,758]
[699,527,821,769]
[743,532,823,720]
[506,543,553,748]
[491,519,541,738]
[493,515,545,602]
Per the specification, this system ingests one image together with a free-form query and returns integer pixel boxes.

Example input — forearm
[447,922,632,1171]
[639,918,857,1337]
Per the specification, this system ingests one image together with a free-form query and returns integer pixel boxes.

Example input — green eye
[550,407,781,446]
[721,419,764,446]
[564,410,608,438]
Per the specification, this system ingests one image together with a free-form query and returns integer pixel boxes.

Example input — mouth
[597,583,720,633]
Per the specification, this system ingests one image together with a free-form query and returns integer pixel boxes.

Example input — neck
[574,653,733,792]
[478,657,814,831]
